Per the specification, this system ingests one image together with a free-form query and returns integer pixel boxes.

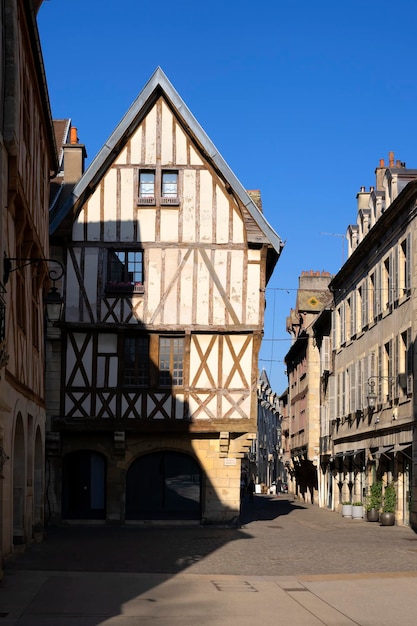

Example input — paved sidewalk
[1,494,417,624]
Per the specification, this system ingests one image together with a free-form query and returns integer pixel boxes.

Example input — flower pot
[380,512,395,526]
[367,508,380,522]
[342,504,352,517]
[352,505,364,520]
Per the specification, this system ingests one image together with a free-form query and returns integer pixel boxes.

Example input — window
[399,328,413,395]
[138,169,179,205]
[159,336,184,386]
[124,336,149,386]
[399,234,412,296]
[358,284,367,330]
[138,170,155,204]
[382,255,394,309]
[107,250,144,293]
[383,339,393,401]
[345,297,351,342]
[369,273,375,321]
[161,171,179,204]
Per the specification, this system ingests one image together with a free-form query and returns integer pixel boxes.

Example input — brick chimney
[63,126,87,184]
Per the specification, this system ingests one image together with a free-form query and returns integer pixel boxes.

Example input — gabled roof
[50,67,284,259]
[52,119,71,171]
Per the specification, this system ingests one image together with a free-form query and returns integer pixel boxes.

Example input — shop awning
[394,443,412,459]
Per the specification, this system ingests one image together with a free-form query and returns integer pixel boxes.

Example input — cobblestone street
[6,493,417,577]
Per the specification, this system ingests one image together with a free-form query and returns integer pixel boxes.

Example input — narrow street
[1,494,417,625]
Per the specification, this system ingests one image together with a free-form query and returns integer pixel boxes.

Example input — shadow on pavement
[240,493,306,525]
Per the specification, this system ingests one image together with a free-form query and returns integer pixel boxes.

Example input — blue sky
[38,0,417,393]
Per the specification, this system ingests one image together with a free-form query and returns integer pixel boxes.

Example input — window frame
[106,249,144,294]
[138,169,156,205]
[137,168,179,206]
[158,336,185,387]
[124,335,150,388]
[161,170,179,205]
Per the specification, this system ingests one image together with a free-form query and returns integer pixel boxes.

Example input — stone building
[0,0,58,570]
[46,68,284,525]
[330,153,417,526]
[250,370,281,489]
[284,271,333,504]
[312,306,333,509]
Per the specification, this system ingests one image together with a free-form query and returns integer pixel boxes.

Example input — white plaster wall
[175,122,187,165]
[216,186,229,243]
[103,169,117,241]
[182,170,196,242]
[86,191,101,241]
[161,101,173,165]
[199,170,213,242]
[120,168,135,241]
[145,107,157,164]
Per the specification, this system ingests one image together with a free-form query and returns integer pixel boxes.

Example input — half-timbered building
[0,0,58,570]
[47,68,283,524]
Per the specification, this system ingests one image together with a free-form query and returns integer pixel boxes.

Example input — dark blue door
[62,451,106,519]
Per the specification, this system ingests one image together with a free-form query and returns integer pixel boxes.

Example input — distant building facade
[312,306,333,509]
[249,370,281,488]
[330,153,416,526]
[284,271,333,504]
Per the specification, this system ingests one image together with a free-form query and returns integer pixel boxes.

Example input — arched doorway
[126,451,202,520]
[62,451,106,519]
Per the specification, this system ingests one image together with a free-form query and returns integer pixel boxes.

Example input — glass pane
[127,251,143,284]
[139,171,155,197]
[125,336,149,386]
[162,172,178,197]
[159,338,171,386]
[109,251,126,282]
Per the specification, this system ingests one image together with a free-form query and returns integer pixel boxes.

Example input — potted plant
[341,501,352,517]
[366,480,382,522]
[352,502,364,519]
[381,482,396,526]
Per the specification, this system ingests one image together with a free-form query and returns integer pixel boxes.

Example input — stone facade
[330,154,417,526]
[284,271,333,504]
[0,0,57,569]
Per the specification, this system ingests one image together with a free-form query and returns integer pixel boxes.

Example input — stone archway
[126,451,202,520]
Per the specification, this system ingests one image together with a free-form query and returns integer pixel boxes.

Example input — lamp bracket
[3,254,64,286]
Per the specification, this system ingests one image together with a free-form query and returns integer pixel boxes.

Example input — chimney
[63,126,87,184]
[389,151,395,168]
[375,157,387,192]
